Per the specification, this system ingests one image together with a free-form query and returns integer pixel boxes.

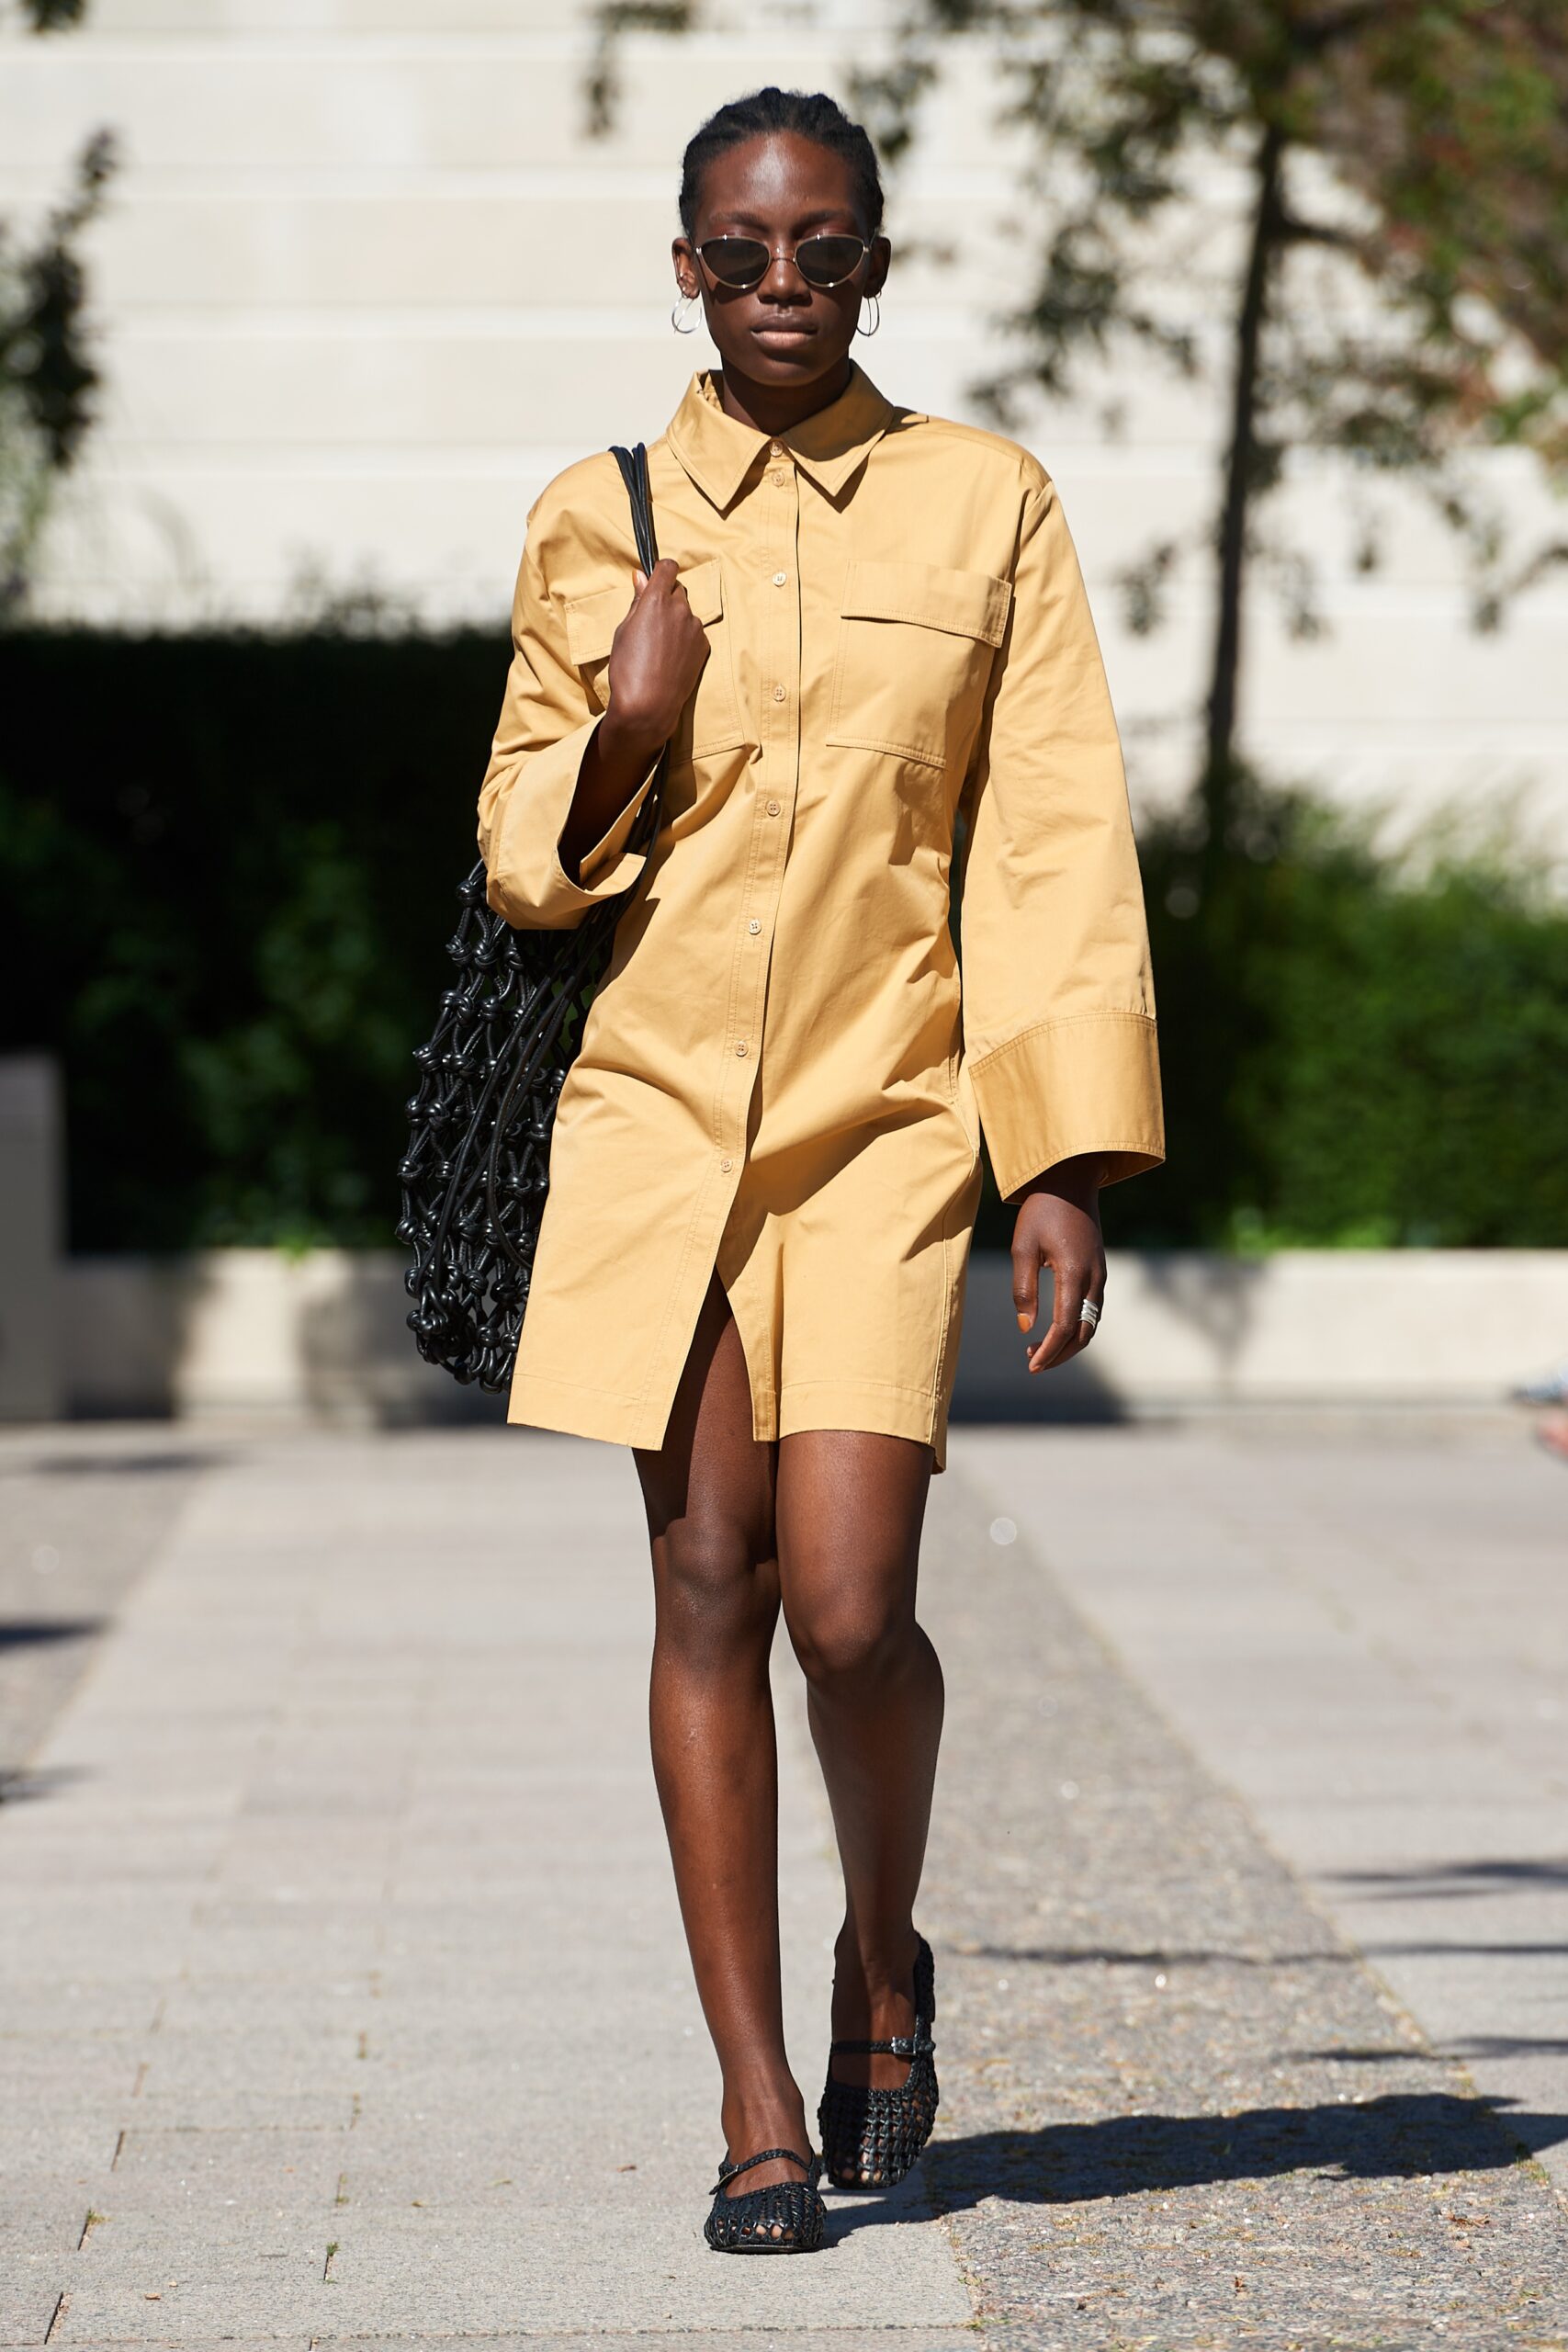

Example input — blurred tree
[595,3,1568,874]
[0,0,116,606]
[855,1,1568,874]
[585,2,694,136]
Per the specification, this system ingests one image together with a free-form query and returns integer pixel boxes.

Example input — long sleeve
[477,521,660,931]
[958,476,1165,1199]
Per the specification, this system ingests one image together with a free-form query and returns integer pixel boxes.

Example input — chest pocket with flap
[826,559,1012,772]
[563,555,745,760]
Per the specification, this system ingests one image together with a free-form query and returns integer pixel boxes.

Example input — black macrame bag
[398,443,669,1389]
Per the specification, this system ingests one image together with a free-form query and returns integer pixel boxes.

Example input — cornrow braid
[679,85,884,239]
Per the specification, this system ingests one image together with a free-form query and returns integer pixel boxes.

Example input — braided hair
[679,86,885,239]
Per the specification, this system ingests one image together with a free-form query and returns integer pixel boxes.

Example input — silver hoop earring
[671,290,699,335]
[855,293,881,339]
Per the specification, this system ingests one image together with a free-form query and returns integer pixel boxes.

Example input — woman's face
[672,130,889,390]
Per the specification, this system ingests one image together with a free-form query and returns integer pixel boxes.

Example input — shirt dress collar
[665,361,906,511]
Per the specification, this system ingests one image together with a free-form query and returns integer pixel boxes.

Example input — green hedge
[971,816,1568,1247]
[1120,790,1568,1250]
[0,628,505,1249]
[2,629,1564,1252]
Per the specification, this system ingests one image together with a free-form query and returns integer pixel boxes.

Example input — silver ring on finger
[1078,1299,1101,1329]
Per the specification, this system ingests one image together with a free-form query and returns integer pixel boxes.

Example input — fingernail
[1016,1312,1032,1332]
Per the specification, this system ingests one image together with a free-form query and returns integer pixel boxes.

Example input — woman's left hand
[1010,1155,1107,1374]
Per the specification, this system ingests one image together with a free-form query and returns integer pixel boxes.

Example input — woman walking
[478,86,1163,2254]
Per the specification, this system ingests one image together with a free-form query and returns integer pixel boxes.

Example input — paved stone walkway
[1,1429,968,2347]
[0,1434,211,1791]
[2,1419,1564,2348]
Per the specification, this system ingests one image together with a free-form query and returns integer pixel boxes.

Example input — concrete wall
[0,3,1564,838]
[58,1247,1568,1425]
[0,1059,64,1421]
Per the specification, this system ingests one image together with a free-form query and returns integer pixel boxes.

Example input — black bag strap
[601,440,672,868]
[610,440,660,575]
[475,439,666,1276]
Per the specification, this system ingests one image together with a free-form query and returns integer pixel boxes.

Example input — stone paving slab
[83,2134,344,2216]
[44,2338,973,2352]
[0,1984,164,2036]
[315,2196,964,2335]
[0,2285,67,2352]
[0,2123,122,2178]
[48,2342,310,2352]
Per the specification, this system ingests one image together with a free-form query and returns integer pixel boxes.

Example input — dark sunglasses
[695,234,873,291]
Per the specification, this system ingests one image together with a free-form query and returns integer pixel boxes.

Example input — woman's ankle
[720,2075,808,2144]
[832,1918,919,2000]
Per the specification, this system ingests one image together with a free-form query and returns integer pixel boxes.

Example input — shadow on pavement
[962,1939,1355,1970]
[914,2093,1567,2212]
[1362,1939,1568,1958]
[1283,2043,1437,2064]
[16,1449,225,1477]
[1328,1857,1568,1894]
[1442,2034,1568,2057]
[0,1765,87,1804]
[0,1617,105,1651]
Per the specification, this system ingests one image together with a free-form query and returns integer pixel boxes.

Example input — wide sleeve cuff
[481,711,661,931]
[969,1011,1165,1201]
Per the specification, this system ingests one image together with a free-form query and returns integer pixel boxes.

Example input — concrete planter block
[42,1245,1568,1424]
[955,1248,1567,1419]
[0,1056,64,1421]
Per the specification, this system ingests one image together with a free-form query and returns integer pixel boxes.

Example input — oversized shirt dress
[478,361,1164,1469]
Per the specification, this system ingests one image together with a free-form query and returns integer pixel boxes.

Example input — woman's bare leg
[775,1433,942,2110]
[633,1274,809,2196]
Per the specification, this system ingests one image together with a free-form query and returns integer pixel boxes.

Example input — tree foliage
[0,1,115,605]
[852,2,1568,847]
[8,1,89,27]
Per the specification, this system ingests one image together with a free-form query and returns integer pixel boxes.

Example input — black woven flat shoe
[703,2145,826,2253]
[818,1932,938,2189]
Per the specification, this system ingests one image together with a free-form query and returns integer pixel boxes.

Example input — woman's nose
[762,252,808,295]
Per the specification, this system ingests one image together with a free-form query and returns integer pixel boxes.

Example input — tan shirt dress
[478,361,1164,1469]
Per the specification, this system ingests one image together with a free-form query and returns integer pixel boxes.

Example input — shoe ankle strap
[711,2145,818,2195]
[829,2030,934,2059]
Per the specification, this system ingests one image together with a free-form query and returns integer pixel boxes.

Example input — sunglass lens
[796,236,867,288]
[699,238,770,288]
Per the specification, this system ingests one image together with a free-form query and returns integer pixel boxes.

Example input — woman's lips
[751,323,816,343]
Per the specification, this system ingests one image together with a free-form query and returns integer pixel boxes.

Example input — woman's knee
[654,1515,776,1649]
[785,1585,914,1693]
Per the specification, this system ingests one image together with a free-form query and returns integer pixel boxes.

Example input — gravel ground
[917,1462,1568,2350]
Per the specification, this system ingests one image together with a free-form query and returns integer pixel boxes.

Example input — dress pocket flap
[564,558,724,671]
[677,555,725,628]
[563,582,625,670]
[840,560,1012,647]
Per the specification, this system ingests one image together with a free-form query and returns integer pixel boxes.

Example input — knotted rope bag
[398,443,669,1389]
